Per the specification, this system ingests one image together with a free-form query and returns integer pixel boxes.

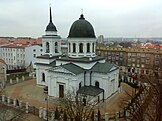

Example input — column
[10,79,13,84]
[115,112,119,121]
[19,100,22,108]
[126,110,130,121]
[43,108,47,120]
[2,95,5,103]
[7,97,10,105]
[105,113,109,121]
[16,77,19,83]
[50,111,55,121]
[13,98,16,107]
[26,102,29,113]
[39,107,43,118]
[90,43,93,54]
[22,76,25,81]
[76,43,79,55]
[83,42,87,56]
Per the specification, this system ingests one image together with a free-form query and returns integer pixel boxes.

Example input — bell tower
[42,6,61,57]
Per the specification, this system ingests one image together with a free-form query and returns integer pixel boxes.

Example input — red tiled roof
[0,38,42,45]
[0,59,6,65]
[1,44,27,49]
[13,39,42,45]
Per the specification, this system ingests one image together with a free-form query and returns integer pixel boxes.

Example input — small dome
[46,22,57,32]
[68,14,96,38]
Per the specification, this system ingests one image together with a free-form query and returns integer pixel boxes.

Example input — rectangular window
[141,58,145,63]
[132,58,136,62]
[120,52,123,56]
[155,61,159,65]
[128,53,131,56]
[146,59,150,64]
[141,53,145,57]
[146,53,150,57]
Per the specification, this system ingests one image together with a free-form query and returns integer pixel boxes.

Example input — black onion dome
[46,22,57,32]
[45,6,57,32]
[68,14,96,38]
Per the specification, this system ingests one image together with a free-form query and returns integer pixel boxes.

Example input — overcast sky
[0,0,162,38]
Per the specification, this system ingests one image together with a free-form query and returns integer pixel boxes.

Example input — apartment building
[0,38,43,70]
[96,45,162,75]
[0,43,43,70]
[0,44,26,70]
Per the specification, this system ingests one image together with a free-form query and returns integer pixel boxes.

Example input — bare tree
[59,89,98,121]
[120,73,162,121]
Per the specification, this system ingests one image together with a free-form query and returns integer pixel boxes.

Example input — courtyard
[3,79,134,115]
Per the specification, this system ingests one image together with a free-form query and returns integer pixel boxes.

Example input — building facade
[25,45,43,68]
[0,44,26,70]
[96,45,162,76]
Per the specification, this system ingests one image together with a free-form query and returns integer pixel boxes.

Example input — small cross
[81,8,83,14]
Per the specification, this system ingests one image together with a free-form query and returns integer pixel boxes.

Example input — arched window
[87,43,90,53]
[46,42,50,53]
[55,42,58,53]
[73,43,76,53]
[79,82,81,89]
[95,81,99,88]
[69,43,71,52]
[92,43,95,52]
[79,43,83,53]
[42,73,45,82]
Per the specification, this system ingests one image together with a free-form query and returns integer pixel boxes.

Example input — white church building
[35,7,119,102]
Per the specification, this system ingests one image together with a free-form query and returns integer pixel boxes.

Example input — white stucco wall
[25,45,43,68]
[68,38,97,58]
[42,36,62,56]
[0,46,25,70]
[47,65,119,100]
[36,64,51,86]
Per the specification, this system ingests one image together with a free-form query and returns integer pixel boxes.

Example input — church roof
[62,63,84,75]
[35,61,56,67]
[68,14,96,38]
[77,86,104,96]
[91,62,118,73]
[36,54,60,59]
[57,56,104,63]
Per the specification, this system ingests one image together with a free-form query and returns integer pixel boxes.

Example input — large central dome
[68,14,96,38]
